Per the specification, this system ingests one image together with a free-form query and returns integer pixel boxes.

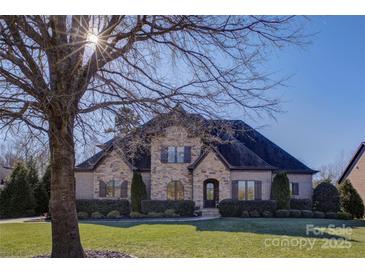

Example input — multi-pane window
[247,181,255,200]
[176,146,185,163]
[99,180,128,198]
[120,181,128,198]
[167,181,184,200]
[164,146,191,163]
[167,146,185,163]
[290,182,299,196]
[206,182,214,200]
[237,180,260,200]
[238,181,246,200]
[168,146,176,163]
[106,180,120,198]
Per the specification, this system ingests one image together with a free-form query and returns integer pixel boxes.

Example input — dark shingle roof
[227,120,316,173]
[76,116,316,174]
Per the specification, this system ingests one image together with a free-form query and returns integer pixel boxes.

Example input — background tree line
[0,160,50,218]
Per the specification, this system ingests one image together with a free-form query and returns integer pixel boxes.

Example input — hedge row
[289,199,312,210]
[76,199,130,216]
[141,200,195,217]
[218,199,277,217]
[274,210,352,220]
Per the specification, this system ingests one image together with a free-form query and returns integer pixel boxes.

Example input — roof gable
[338,142,365,183]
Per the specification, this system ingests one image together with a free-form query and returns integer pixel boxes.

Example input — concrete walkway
[81,216,220,223]
[0,216,219,224]
[0,216,46,224]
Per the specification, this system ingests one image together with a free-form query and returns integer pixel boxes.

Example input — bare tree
[314,150,349,185]
[0,16,306,257]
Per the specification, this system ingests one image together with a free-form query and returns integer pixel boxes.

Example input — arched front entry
[203,179,219,208]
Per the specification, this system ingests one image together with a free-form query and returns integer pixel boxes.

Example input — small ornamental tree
[271,173,291,209]
[338,179,364,219]
[312,180,340,212]
[131,171,147,212]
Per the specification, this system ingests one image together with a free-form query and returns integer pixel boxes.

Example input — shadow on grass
[80,218,365,241]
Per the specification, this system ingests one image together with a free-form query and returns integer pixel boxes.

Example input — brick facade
[150,126,202,200]
[346,152,365,203]
[75,125,314,206]
[93,150,133,199]
[192,151,231,208]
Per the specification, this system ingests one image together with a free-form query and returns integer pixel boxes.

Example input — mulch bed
[34,250,133,258]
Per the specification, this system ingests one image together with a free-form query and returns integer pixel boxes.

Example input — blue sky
[238,16,365,169]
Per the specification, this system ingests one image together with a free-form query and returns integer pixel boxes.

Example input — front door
[203,180,219,208]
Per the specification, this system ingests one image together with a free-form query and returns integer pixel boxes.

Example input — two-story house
[75,108,317,210]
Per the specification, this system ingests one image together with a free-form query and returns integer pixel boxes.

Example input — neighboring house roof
[76,112,316,174]
[338,142,365,183]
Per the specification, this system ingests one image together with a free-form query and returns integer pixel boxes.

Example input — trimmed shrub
[218,199,277,217]
[313,180,340,213]
[218,199,240,217]
[141,200,195,217]
[76,199,130,216]
[249,210,261,218]
[290,199,312,210]
[147,212,164,218]
[164,209,179,218]
[336,211,352,220]
[77,211,89,219]
[107,210,121,218]
[338,179,364,219]
[325,212,337,219]
[131,171,147,213]
[262,210,273,217]
[289,209,302,218]
[91,211,104,219]
[301,210,313,218]
[130,211,146,218]
[271,173,290,209]
[275,209,289,218]
[241,210,249,218]
[313,211,325,218]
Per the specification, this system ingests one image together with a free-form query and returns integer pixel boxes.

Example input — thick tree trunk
[48,114,85,258]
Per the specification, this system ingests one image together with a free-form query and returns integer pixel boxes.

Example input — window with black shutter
[99,181,106,197]
[291,182,299,196]
[231,180,238,199]
[234,180,262,200]
[162,146,191,163]
[184,146,192,163]
[254,181,262,200]
[160,146,168,163]
[120,181,128,198]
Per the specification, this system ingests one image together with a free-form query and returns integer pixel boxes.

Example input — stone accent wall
[346,152,365,203]
[150,126,202,200]
[286,173,313,199]
[231,170,273,200]
[93,150,133,199]
[75,171,94,199]
[193,151,231,208]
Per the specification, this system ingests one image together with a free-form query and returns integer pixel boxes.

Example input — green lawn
[1,218,365,257]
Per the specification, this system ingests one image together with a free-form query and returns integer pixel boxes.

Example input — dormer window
[161,146,191,163]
